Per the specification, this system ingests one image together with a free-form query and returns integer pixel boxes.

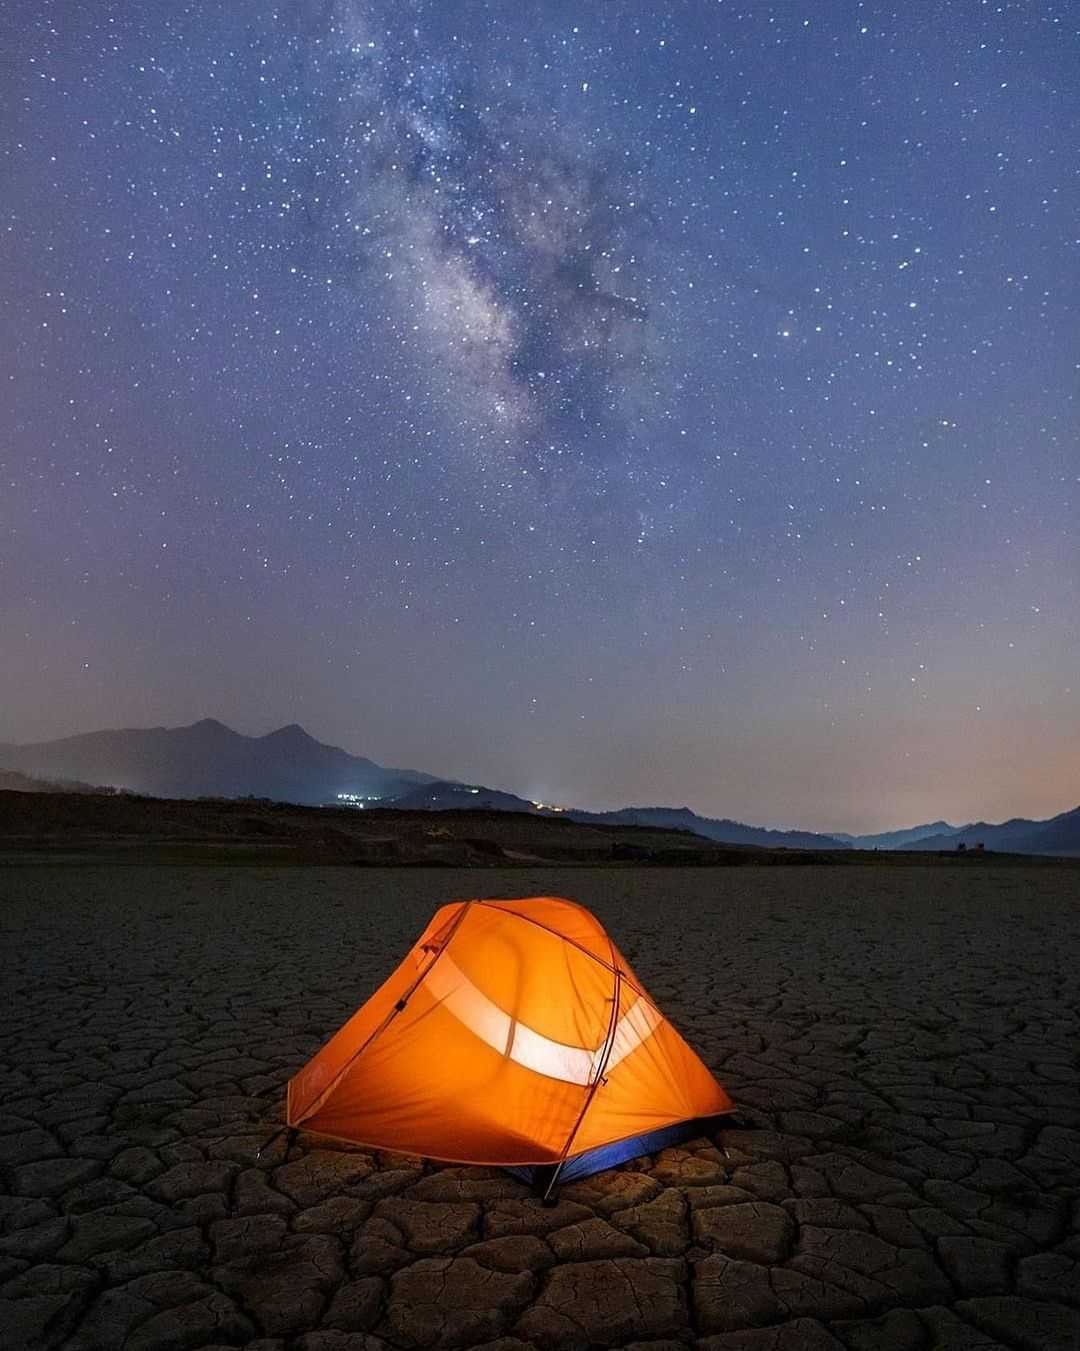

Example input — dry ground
[1,864,1078,1351]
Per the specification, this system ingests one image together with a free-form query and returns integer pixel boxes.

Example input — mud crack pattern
[1,865,1078,1350]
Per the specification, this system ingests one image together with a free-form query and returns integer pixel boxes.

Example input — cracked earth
[1,864,1078,1351]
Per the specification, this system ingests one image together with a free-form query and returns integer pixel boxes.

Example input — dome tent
[287,896,733,1197]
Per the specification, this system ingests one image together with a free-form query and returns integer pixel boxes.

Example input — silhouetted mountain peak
[3,719,1076,854]
[835,819,960,849]
[187,718,233,735]
[0,719,428,805]
[897,807,1080,855]
[262,723,315,744]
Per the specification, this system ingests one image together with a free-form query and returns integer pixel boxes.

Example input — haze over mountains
[0,719,434,806]
[1,719,1076,855]
[390,782,854,850]
[892,809,1080,857]
[830,822,958,850]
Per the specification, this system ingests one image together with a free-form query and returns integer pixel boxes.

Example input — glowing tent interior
[287,896,733,1193]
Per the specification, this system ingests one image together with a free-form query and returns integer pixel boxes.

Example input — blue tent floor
[505,1113,733,1195]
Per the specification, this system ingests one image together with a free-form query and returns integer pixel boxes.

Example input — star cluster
[1,0,1076,831]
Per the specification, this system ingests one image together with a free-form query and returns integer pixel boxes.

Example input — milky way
[1,0,1077,831]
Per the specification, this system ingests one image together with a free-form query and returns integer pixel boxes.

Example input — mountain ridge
[896,806,1080,857]
[305,778,856,850]
[832,820,959,850]
[2,719,1076,854]
[564,803,851,851]
[0,719,436,806]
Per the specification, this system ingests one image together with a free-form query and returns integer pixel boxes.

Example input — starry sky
[2,1,1077,833]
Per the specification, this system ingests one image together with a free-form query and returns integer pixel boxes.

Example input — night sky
[2,1,1077,833]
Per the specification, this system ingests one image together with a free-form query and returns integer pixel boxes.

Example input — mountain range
[1,719,1076,855]
[830,821,958,850]
[390,782,855,850]
[892,809,1080,857]
[0,719,434,806]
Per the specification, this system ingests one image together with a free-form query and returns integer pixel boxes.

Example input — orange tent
[287,896,733,1193]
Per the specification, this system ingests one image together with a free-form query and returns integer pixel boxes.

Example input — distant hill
[0,719,435,806]
[3,719,1075,855]
[388,783,851,851]
[386,785,1080,857]
[0,791,774,867]
[833,821,959,851]
[388,780,540,814]
[3,788,1075,869]
[898,806,1080,856]
[0,768,116,796]
[565,805,851,851]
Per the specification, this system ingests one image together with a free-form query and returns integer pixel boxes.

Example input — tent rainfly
[287,896,733,1196]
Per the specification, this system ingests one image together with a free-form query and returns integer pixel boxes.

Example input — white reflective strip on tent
[421,952,661,1086]
[602,996,664,1074]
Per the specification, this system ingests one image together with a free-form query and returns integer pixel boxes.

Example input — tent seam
[546,965,623,1190]
[475,898,653,1002]
[289,900,473,1126]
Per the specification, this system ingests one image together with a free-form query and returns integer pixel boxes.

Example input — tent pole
[540,967,623,1207]
[292,902,474,1129]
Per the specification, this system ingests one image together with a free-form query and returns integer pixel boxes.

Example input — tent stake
[534,1162,562,1206]
[256,1125,296,1163]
